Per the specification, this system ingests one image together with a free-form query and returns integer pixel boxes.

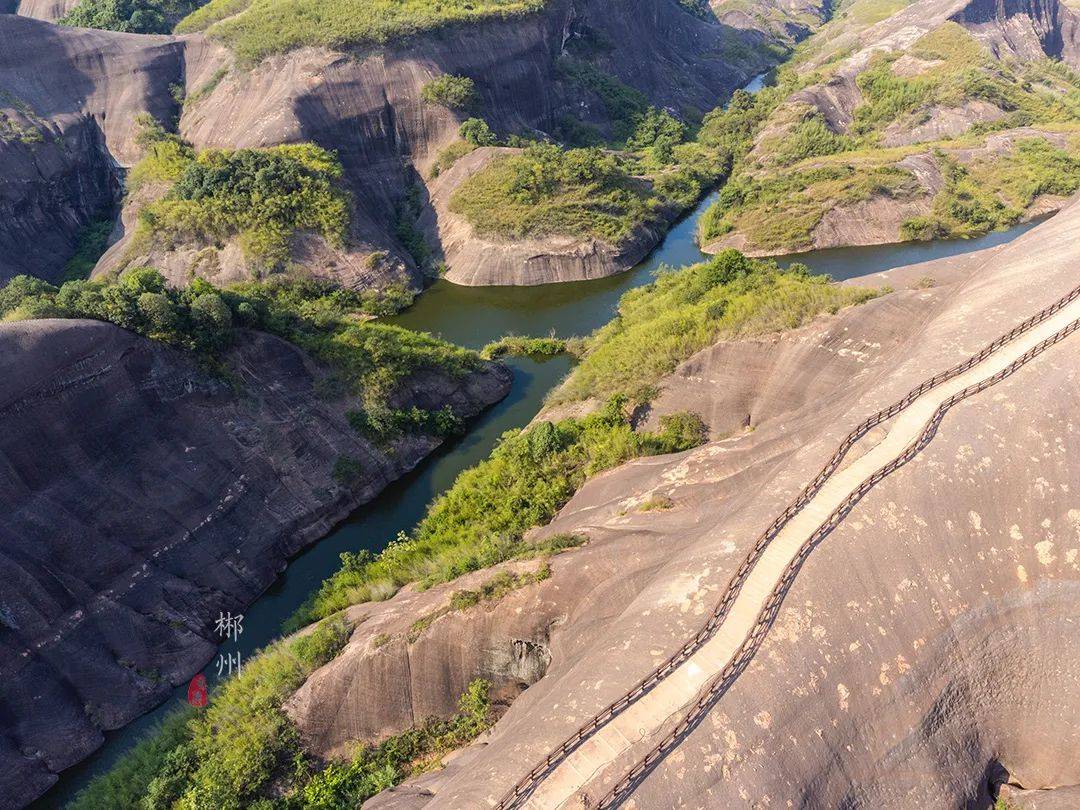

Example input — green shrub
[479,334,566,360]
[59,0,199,33]
[550,250,884,405]
[769,114,853,165]
[459,117,498,146]
[449,142,655,242]
[290,397,707,626]
[627,107,687,164]
[177,0,546,62]
[132,124,349,270]
[421,75,477,109]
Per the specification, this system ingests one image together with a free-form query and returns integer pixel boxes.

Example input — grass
[407,562,555,642]
[288,399,708,629]
[479,334,567,360]
[429,141,477,178]
[67,709,195,810]
[70,618,351,810]
[549,250,884,406]
[448,143,657,243]
[177,0,546,63]
[637,494,675,512]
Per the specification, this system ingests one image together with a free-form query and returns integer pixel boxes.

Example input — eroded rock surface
[0,0,799,287]
[422,147,676,286]
[0,319,510,805]
[292,200,1080,808]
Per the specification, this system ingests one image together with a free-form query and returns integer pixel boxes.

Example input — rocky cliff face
[0,319,510,806]
[0,15,220,285]
[0,115,117,283]
[0,0,801,287]
[287,202,1080,809]
[11,0,77,21]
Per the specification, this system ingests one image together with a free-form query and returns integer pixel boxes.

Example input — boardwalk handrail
[596,314,1080,807]
[493,282,1080,810]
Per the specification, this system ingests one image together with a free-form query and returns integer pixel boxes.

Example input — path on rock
[497,285,1080,810]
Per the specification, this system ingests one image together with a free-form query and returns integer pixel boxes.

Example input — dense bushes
[177,0,546,62]
[130,121,349,270]
[421,75,477,109]
[550,249,883,405]
[903,137,1080,239]
[0,268,485,444]
[60,0,198,33]
[448,142,655,242]
[290,396,709,626]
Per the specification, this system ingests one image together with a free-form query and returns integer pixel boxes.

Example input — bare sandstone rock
[0,319,510,805]
[292,200,1080,808]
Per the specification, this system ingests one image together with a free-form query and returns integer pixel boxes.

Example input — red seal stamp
[187,673,208,707]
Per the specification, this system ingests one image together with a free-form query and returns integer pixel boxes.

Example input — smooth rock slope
[0,319,510,806]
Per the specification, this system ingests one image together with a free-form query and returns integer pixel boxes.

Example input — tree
[138,292,178,335]
[421,75,477,110]
[459,118,498,146]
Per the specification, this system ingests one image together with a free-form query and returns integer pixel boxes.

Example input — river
[33,74,1045,807]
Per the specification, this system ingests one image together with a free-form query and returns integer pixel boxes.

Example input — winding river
[34,74,1047,807]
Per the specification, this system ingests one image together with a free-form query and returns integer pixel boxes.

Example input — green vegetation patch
[903,137,1080,239]
[178,0,546,63]
[70,618,351,810]
[0,268,486,445]
[60,0,201,33]
[130,118,349,271]
[479,334,567,360]
[700,162,918,251]
[290,399,708,627]
[429,140,478,179]
[550,250,884,405]
[421,75,477,110]
[448,143,657,243]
